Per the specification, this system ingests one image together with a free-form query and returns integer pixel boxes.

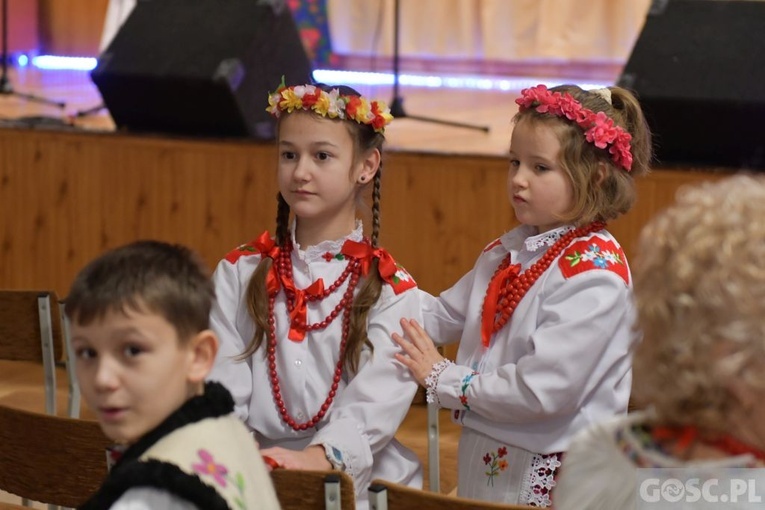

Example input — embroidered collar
[292,219,364,262]
[524,225,576,252]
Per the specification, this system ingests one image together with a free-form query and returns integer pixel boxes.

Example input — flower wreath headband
[266,79,394,134]
[515,85,634,171]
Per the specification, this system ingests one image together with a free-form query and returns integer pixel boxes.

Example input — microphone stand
[73,102,106,118]
[0,0,66,108]
[388,0,488,132]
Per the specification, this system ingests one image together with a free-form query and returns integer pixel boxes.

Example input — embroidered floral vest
[79,382,280,510]
[137,414,278,509]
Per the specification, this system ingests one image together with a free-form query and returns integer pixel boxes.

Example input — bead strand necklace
[480,221,605,346]
[276,240,360,332]
[268,240,363,431]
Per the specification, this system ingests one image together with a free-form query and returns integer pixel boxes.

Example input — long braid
[275,192,291,245]
[370,162,382,248]
[344,156,384,374]
[239,192,292,359]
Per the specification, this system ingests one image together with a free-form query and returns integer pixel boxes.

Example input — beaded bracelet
[424,359,454,406]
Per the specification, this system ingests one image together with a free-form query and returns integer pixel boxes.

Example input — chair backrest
[0,503,27,509]
[0,404,111,507]
[270,469,356,510]
[0,290,66,415]
[0,290,64,362]
[368,479,536,510]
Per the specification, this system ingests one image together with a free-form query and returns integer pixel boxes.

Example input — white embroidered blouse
[208,223,423,505]
[421,224,637,454]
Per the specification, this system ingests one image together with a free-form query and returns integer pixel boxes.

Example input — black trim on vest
[116,381,234,466]
[79,459,230,510]
[78,381,236,509]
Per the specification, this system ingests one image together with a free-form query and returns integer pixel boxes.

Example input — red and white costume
[208,223,422,509]
[422,223,637,506]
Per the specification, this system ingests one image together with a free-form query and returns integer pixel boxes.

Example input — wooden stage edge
[0,126,733,297]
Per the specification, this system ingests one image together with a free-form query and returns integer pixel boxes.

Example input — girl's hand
[259,445,331,471]
[392,318,445,386]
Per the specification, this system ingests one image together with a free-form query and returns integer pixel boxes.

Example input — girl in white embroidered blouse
[392,83,653,506]
[207,82,422,510]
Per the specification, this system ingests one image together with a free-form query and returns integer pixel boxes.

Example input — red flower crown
[515,85,633,172]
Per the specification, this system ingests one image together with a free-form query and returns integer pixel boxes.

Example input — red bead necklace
[268,240,362,431]
[276,240,361,338]
[480,222,606,347]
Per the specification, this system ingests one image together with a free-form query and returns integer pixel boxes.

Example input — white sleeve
[109,488,199,510]
[419,268,475,346]
[310,286,422,490]
[207,258,255,422]
[435,270,633,421]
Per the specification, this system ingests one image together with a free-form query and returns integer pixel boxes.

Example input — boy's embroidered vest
[82,413,280,509]
[137,414,279,509]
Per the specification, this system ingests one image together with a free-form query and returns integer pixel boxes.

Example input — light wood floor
[0,360,460,506]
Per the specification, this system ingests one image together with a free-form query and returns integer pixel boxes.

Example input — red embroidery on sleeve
[224,241,260,264]
[224,231,277,264]
[558,237,629,285]
[385,264,417,294]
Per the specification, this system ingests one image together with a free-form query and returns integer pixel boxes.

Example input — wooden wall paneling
[383,152,516,295]
[0,128,731,301]
[38,0,109,56]
[608,168,730,260]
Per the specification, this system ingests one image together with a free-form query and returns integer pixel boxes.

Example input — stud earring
[359,176,366,182]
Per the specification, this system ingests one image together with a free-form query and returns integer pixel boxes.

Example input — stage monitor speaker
[90,0,313,139]
[618,0,765,169]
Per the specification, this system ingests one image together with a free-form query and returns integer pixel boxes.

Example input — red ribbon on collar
[340,239,398,279]
[480,262,521,348]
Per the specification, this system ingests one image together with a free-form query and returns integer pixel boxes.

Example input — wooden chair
[270,469,355,510]
[0,290,72,416]
[425,401,440,492]
[368,479,536,510]
[0,403,111,508]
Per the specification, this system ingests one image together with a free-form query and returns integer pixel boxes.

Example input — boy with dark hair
[68,240,280,509]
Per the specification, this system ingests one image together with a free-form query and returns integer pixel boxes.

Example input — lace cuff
[424,359,454,406]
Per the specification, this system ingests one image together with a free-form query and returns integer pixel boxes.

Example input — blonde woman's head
[632,174,765,434]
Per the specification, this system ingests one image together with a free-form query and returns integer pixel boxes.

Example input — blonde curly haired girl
[555,174,765,510]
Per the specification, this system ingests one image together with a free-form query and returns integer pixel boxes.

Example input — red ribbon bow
[253,232,282,296]
[340,239,398,279]
[281,276,325,342]
[480,262,521,348]
[253,231,280,259]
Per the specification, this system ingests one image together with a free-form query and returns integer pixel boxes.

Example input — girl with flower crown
[391,84,653,506]
[207,82,422,509]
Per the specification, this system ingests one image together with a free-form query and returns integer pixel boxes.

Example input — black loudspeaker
[90,0,313,139]
[618,0,765,169]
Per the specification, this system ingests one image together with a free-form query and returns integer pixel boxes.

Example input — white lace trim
[523,225,575,252]
[292,219,364,262]
[424,359,454,406]
[520,452,562,507]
